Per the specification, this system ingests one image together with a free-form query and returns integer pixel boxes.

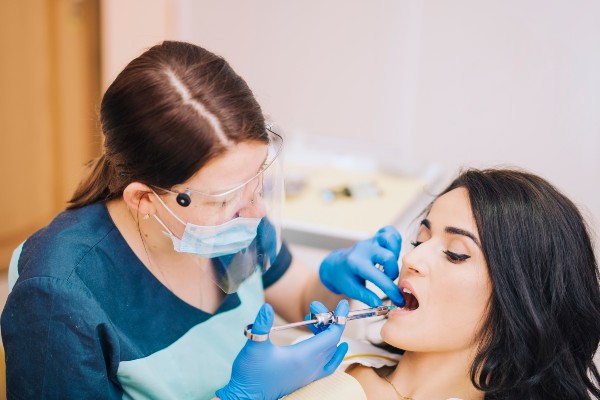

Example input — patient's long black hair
[441,168,600,399]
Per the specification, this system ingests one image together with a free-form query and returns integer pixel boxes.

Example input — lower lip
[388,307,418,317]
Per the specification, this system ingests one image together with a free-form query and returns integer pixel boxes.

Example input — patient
[288,168,600,400]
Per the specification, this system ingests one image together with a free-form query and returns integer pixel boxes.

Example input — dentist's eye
[410,241,422,247]
[443,250,471,263]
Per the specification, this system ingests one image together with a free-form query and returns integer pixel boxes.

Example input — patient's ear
[122,182,156,218]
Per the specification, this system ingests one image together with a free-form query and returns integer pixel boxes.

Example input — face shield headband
[150,127,284,293]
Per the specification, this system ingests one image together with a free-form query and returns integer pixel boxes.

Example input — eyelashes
[410,241,471,264]
[443,250,471,263]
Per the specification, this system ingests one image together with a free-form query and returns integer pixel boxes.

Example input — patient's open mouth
[401,287,420,311]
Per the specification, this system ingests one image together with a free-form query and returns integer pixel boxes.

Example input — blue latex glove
[216,300,350,400]
[319,225,405,307]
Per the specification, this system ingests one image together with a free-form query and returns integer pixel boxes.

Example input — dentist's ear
[122,182,156,218]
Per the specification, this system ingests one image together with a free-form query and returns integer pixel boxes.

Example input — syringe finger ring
[243,324,270,342]
[244,311,334,341]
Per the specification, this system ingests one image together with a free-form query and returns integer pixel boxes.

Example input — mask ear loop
[150,189,187,239]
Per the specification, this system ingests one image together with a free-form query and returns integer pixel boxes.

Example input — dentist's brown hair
[68,41,267,209]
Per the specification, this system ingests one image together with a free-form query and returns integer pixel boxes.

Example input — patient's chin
[379,321,406,349]
[379,320,429,352]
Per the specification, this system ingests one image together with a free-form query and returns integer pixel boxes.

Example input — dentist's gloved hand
[216,300,349,400]
[319,225,405,307]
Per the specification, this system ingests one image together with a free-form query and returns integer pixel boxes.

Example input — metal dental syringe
[244,305,397,342]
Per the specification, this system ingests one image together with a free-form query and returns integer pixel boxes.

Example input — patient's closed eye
[443,250,470,263]
[411,241,470,263]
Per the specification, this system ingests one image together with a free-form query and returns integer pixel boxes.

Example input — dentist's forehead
[185,141,268,193]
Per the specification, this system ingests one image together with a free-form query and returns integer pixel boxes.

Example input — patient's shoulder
[346,363,375,377]
[346,365,394,399]
[284,371,366,400]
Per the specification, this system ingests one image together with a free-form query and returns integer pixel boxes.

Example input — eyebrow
[420,219,481,248]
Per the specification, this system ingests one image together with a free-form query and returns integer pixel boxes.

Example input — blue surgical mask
[165,216,260,258]
[151,191,261,258]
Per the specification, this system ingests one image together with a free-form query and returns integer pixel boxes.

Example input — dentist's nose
[237,176,267,218]
[238,194,266,219]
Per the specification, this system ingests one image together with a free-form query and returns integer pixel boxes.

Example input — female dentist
[1,41,404,400]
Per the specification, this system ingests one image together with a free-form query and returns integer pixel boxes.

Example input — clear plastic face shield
[152,126,284,294]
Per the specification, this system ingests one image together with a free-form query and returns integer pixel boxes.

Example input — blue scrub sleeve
[1,277,122,399]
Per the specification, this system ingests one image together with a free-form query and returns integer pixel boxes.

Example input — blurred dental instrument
[320,180,380,202]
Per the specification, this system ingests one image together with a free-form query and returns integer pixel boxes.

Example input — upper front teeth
[402,288,412,294]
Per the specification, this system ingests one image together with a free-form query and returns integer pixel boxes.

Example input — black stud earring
[176,192,191,207]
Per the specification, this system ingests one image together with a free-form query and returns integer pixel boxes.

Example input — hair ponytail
[67,154,115,209]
